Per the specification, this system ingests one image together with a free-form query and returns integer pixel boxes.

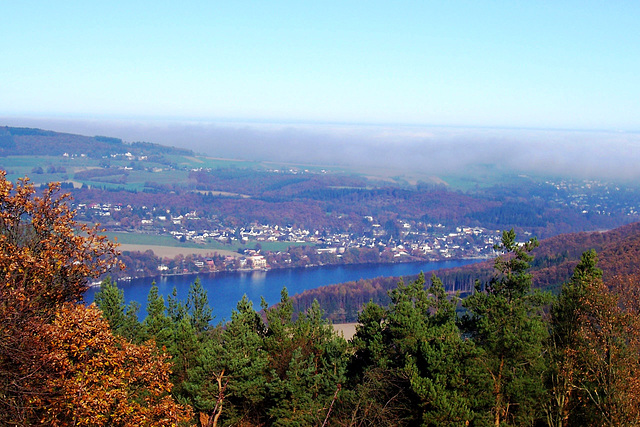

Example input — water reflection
[86,259,478,321]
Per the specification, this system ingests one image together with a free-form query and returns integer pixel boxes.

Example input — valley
[2,126,639,282]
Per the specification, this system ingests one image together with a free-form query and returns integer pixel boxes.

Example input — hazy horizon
[3,116,640,183]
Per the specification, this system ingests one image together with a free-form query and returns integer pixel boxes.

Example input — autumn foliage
[0,172,190,426]
[31,303,190,426]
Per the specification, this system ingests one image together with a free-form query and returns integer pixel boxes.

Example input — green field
[1,150,515,192]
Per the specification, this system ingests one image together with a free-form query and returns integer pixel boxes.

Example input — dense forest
[3,172,640,426]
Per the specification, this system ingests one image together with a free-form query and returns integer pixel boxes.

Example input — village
[73,199,504,276]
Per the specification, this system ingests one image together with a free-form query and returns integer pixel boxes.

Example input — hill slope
[292,222,640,322]
[0,126,191,157]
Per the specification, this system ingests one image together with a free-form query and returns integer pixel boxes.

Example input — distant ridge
[528,221,640,291]
[0,126,192,157]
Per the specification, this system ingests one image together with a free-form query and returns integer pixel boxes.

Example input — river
[85,259,479,322]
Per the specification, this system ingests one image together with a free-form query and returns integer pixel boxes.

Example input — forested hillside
[0,126,192,157]
[292,221,640,322]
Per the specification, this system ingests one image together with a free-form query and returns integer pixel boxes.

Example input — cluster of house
[546,179,637,216]
[74,202,504,271]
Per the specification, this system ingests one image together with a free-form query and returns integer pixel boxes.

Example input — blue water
[85,259,478,322]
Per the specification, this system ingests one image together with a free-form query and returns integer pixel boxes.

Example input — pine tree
[347,274,478,425]
[183,331,227,426]
[187,277,213,334]
[185,295,269,425]
[166,286,187,324]
[94,277,127,332]
[405,276,477,426]
[268,298,347,426]
[121,300,142,343]
[546,249,601,426]
[462,229,551,426]
[94,277,141,342]
[142,283,173,348]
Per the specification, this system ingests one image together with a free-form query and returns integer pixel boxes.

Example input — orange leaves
[0,173,188,425]
[0,171,121,313]
[554,255,640,425]
[34,303,191,427]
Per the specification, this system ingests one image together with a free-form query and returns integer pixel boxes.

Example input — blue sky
[1,1,639,130]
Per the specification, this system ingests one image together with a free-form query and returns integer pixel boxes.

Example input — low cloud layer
[3,116,639,182]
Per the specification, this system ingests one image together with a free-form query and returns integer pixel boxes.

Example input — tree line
[96,231,640,426]
[3,172,640,426]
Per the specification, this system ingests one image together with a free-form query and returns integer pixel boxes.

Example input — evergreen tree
[349,300,388,371]
[462,229,551,426]
[187,277,213,334]
[121,300,141,343]
[549,250,640,426]
[347,274,479,425]
[94,277,141,342]
[546,249,601,426]
[168,315,200,399]
[403,276,477,426]
[166,286,187,324]
[143,281,211,403]
[94,277,127,332]
[268,299,346,426]
[186,295,269,425]
[141,283,172,348]
[263,288,296,380]
[183,329,227,425]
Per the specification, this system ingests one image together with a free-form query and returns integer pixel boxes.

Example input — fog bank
[2,116,639,182]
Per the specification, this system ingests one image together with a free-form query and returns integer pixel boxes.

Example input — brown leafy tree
[549,251,640,426]
[29,303,192,426]
[0,172,190,425]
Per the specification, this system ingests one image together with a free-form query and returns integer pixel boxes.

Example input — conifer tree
[462,229,551,426]
[349,300,388,372]
[142,283,173,348]
[94,277,127,331]
[268,299,347,425]
[183,331,227,425]
[187,295,269,425]
[546,249,601,426]
[263,288,296,380]
[347,274,478,425]
[187,277,213,334]
[166,286,187,323]
[94,277,141,342]
[121,300,142,342]
[403,276,477,426]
